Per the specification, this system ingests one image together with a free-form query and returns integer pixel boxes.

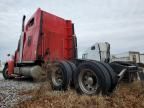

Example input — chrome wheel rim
[78,69,99,95]
[52,67,64,86]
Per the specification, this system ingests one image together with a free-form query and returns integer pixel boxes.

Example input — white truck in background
[82,42,110,63]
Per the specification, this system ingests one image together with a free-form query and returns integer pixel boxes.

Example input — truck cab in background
[82,42,110,63]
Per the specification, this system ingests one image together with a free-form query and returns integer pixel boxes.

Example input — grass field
[15,81,144,108]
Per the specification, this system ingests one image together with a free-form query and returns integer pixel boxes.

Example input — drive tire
[50,61,72,91]
[74,61,111,95]
[97,62,118,92]
[90,61,111,94]
[66,61,77,88]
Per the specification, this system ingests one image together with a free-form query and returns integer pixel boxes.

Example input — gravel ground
[0,72,144,108]
[0,73,45,108]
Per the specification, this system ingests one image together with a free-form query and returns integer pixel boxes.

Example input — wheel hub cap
[78,69,99,95]
[87,77,94,85]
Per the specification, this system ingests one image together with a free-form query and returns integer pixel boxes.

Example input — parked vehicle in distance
[111,51,140,63]
[82,42,110,63]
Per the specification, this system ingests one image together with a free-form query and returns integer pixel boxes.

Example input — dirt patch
[15,81,144,108]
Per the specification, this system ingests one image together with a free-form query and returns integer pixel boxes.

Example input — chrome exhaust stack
[19,15,26,63]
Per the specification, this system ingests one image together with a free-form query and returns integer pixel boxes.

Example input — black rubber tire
[90,61,111,94]
[50,61,72,91]
[66,61,77,88]
[74,61,111,95]
[2,65,11,80]
[97,62,118,92]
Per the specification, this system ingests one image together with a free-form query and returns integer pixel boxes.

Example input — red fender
[7,60,14,76]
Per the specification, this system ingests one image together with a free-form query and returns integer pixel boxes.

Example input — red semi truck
[2,8,138,95]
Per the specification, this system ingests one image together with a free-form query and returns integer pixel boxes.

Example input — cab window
[27,18,35,29]
[91,46,95,50]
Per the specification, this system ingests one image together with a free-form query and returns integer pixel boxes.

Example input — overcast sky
[0,0,144,61]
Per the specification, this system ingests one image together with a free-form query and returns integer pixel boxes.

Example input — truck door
[23,18,35,61]
[22,13,42,62]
